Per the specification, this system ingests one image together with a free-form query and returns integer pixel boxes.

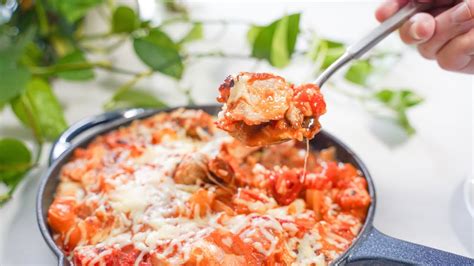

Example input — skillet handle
[48,108,147,165]
[346,226,473,265]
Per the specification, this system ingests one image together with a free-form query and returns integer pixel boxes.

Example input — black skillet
[36,105,473,266]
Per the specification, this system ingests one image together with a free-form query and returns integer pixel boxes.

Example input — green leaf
[374,88,423,135]
[0,27,34,105]
[0,64,31,105]
[19,42,44,67]
[56,51,95,81]
[133,29,184,79]
[163,0,188,15]
[374,89,424,109]
[270,15,292,67]
[310,39,345,70]
[140,20,152,28]
[0,167,29,204]
[344,60,373,86]
[0,26,36,64]
[250,22,276,63]
[247,26,263,46]
[179,23,203,45]
[11,78,68,141]
[112,6,139,33]
[105,89,168,110]
[249,13,300,68]
[0,138,32,176]
[397,110,415,135]
[0,138,32,204]
[374,89,393,103]
[400,90,424,108]
[48,0,104,23]
[285,14,300,58]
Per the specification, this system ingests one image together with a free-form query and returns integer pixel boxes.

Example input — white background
[0,0,472,265]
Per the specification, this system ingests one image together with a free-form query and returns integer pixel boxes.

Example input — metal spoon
[300,1,432,131]
[314,0,432,87]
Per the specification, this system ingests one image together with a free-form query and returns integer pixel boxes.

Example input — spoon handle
[314,1,432,87]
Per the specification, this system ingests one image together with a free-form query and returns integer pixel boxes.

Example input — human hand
[376,0,474,74]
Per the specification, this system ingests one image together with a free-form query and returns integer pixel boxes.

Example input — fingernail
[452,2,473,24]
[377,1,398,21]
[409,15,423,40]
[386,1,399,11]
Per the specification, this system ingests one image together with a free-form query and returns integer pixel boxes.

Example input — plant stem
[199,19,252,26]
[160,17,252,27]
[78,32,115,41]
[29,62,141,76]
[79,17,251,41]
[104,70,154,109]
[115,70,154,95]
[186,51,251,60]
[34,143,43,165]
[35,0,50,36]
[159,16,188,27]
[80,37,128,54]
[178,87,195,105]
[187,50,306,60]
[105,65,143,75]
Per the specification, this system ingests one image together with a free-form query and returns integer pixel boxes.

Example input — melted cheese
[295,229,326,266]
[225,73,291,124]
[238,215,283,256]
[87,249,113,266]
[109,184,149,213]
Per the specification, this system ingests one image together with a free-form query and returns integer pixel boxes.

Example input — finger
[428,6,452,17]
[436,28,474,73]
[456,57,474,73]
[399,13,436,44]
[375,0,409,22]
[375,0,457,22]
[418,0,474,59]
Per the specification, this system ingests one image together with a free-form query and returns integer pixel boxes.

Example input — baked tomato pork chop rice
[48,78,370,266]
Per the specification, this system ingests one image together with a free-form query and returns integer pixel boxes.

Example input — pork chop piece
[216,72,326,146]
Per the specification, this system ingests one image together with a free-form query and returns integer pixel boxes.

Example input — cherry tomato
[293,84,326,116]
[270,167,303,205]
[336,182,371,210]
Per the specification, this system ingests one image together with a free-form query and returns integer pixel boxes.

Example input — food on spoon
[216,72,326,146]
[48,108,370,265]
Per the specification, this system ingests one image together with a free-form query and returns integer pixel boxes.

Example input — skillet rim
[36,105,376,265]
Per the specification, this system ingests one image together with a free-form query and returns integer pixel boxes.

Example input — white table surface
[0,1,472,265]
